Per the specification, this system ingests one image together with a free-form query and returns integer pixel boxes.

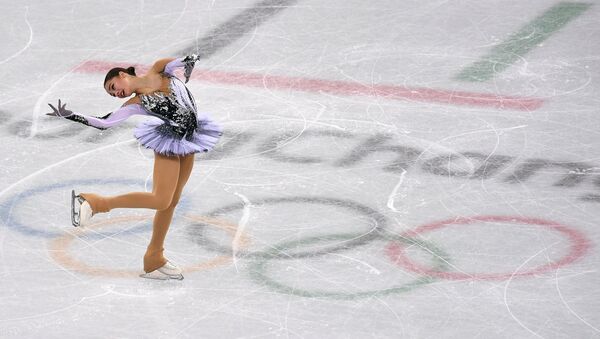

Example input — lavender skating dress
[64,57,222,156]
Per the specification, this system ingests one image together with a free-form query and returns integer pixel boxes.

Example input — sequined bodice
[140,78,198,140]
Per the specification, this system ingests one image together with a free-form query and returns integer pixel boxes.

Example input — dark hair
[104,66,136,85]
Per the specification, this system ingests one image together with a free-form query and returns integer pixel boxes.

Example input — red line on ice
[75,60,544,111]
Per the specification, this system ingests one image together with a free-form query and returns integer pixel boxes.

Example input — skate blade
[139,271,184,281]
[71,190,81,227]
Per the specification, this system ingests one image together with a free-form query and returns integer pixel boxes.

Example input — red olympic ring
[386,215,591,281]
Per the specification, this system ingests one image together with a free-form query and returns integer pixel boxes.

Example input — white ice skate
[71,190,93,227]
[140,261,184,280]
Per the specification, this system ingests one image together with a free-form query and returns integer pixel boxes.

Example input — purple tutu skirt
[134,117,223,156]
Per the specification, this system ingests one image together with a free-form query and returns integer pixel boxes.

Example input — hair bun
[104,66,137,85]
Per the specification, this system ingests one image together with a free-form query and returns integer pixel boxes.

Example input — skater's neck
[130,76,156,94]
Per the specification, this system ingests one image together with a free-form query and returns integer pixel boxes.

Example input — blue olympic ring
[0,178,190,239]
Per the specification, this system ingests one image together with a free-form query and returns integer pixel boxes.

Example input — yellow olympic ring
[48,215,250,278]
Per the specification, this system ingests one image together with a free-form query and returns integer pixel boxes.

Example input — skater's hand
[46,99,73,118]
[182,54,200,83]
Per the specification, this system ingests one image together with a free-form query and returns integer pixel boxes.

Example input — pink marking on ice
[75,60,544,111]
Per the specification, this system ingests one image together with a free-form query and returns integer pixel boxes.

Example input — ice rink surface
[0,0,599,338]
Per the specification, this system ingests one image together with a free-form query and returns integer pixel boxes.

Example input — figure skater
[46,55,222,280]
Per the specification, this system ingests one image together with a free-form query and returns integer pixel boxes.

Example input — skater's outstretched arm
[46,99,148,130]
[162,55,201,83]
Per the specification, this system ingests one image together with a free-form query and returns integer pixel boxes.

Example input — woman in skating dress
[46,55,222,280]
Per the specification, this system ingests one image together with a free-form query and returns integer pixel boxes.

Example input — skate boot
[71,190,93,227]
[140,261,184,280]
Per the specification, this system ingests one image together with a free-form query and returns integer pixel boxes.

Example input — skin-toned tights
[80,152,195,273]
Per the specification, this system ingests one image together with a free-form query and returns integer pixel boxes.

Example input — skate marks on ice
[455,2,592,82]
[247,232,448,300]
[0,179,147,238]
[0,174,591,299]
[203,128,600,202]
[177,0,299,59]
[0,174,242,274]
[186,194,591,298]
[0,6,32,66]
[40,192,593,298]
[386,215,591,281]
[186,196,388,259]
[0,131,595,297]
[8,119,599,201]
[48,215,250,278]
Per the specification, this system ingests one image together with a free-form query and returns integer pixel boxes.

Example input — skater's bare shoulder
[150,58,176,74]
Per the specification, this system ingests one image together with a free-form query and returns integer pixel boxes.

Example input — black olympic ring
[186,196,388,259]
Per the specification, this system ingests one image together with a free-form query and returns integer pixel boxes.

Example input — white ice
[0,0,599,338]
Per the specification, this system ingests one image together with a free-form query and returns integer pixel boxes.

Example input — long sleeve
[64,104,148,130]
[163,56,197,77]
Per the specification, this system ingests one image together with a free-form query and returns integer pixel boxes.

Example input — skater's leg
[144,153,195,273]
[80,153,179,213]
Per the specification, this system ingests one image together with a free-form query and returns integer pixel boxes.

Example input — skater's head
[104,67,136,98]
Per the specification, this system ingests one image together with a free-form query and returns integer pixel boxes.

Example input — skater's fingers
[47,103,58,113]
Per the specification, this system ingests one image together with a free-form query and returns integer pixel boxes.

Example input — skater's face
[104,72,132,98]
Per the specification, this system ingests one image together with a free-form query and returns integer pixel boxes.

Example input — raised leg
[80,153,180,213]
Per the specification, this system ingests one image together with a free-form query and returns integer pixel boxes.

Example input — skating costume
[62,57,222,156]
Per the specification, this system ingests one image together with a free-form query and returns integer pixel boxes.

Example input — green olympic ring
[248,232,450,300]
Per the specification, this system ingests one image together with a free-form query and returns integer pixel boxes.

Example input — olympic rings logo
[0,179,592,300]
